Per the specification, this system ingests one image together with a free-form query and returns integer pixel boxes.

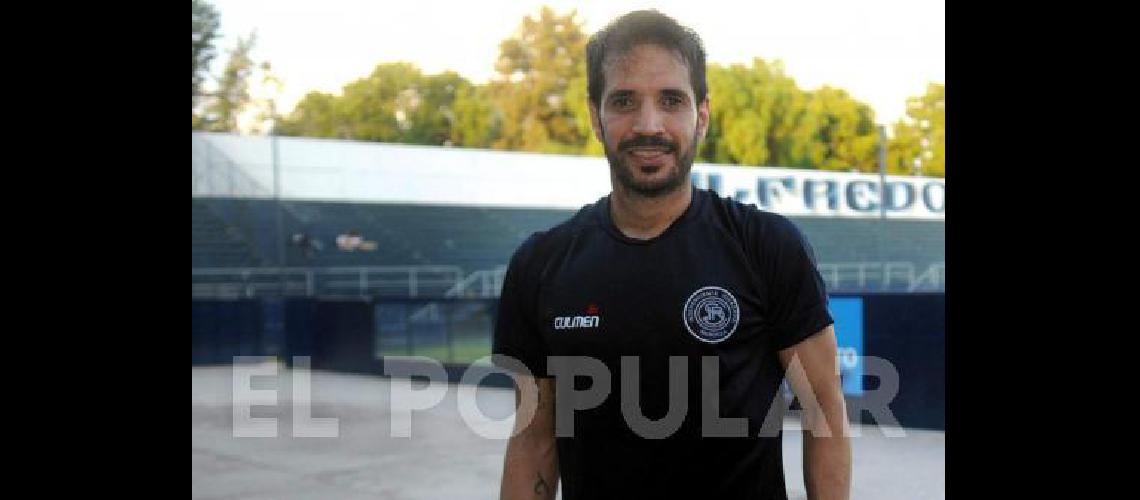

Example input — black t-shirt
[493,188,833,500]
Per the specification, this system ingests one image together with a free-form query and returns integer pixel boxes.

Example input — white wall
[192,132,944,220]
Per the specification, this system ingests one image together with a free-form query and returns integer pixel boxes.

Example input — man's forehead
[603,43,692,94]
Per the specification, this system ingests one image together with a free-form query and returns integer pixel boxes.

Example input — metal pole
[272,132,286,295]
[878,125,887,220]
[876,125,889,291]
[203,139,211,194]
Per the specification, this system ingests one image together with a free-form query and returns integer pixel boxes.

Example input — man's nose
[631,102,665,135]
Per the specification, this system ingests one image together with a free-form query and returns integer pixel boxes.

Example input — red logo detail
[585,304,599,315]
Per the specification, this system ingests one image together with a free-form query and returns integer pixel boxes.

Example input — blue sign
[828,297,864,396]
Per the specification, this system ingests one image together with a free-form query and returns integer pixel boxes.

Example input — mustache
[617,135,677,152]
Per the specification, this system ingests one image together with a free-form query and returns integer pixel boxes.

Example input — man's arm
[500,374,558,500]
[778,325,852,500]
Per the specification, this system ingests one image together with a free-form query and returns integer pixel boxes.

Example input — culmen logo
[682,286,740,343]
[554,304,601,330]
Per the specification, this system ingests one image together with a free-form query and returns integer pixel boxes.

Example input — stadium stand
[193,198,943,293]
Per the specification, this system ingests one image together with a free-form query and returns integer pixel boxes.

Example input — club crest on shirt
[682,286,740,343]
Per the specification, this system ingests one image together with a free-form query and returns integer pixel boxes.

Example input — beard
[604,127,700,198]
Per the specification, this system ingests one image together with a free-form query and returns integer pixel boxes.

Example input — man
[493,10,850,500]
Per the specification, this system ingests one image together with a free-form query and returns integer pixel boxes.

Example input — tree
[909,82,945,177]
[489,6,589,153]
[565,73,602,156]
[886,117,923,176]
[263,6,920,175]
[276,91,340,138]
[784,86,879,173]
[192,0,221,123]
[403,70,469,145]
[244,61,285,135]
[887,83,945,177]
[277,63,469,145]
[758,61,813,169]
[702,61,781,165]
[196,32,259,132]
[700,59,881,172]
[451,83,499,148]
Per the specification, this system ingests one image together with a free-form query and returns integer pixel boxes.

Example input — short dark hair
[586,10,708,109]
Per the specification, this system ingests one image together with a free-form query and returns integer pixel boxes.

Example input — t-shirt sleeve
[757,214,834,351]
[492,232,551,378]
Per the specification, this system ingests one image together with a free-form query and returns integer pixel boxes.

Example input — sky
[204,0,944,126]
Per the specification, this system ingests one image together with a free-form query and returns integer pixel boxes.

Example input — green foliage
[196,33,258,132]
[260,7,945,176]
[277,63,468,145]
[450,84,498,148]
[276,6,593,153]
[191,1,281,134]
[703,61,776,165]
[888,83,944,177]
[702,60,880,173]
[276,91,340,137]
[192,0,220,109]
[488,6,589,153]
[794,86,880,173]
[565,74,603,156]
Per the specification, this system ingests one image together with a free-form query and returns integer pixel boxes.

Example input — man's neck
[609,182,693,240]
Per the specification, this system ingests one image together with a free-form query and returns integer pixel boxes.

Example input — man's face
[590,43,710,197]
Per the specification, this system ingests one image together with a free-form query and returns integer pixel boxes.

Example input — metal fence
[191,262,940,299]
[818,261,945,293]
[191,265,505,299]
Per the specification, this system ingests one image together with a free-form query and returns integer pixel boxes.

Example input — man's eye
[611,97,632,108]
[663,96,683,107]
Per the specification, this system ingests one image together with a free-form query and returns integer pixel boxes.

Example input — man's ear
[588,103,604,143]
[696,96,710,141]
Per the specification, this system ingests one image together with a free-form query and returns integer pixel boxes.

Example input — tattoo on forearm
[534,472,549,497]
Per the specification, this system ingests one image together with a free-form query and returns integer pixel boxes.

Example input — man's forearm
[779,327,852,500]
[802,404,851,500]
[500,376,559,500]
[500,434,558,500]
